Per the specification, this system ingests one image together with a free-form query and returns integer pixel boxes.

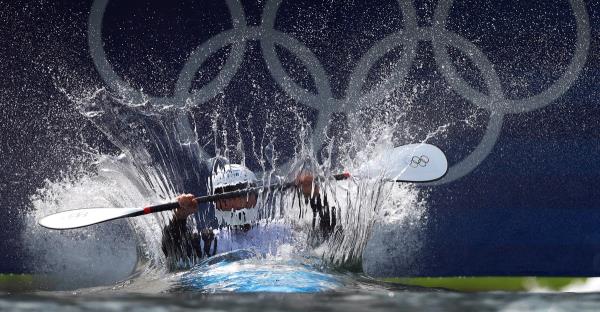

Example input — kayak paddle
[39,143,447,230]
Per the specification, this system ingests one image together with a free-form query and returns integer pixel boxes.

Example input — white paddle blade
[356,143,448,182]
[38,207,142,230]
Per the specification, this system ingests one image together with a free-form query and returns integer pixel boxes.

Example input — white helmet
[211,164,258,192]
[210,164,259,226]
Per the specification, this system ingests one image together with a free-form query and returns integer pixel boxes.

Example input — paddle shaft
[138,172,351,215]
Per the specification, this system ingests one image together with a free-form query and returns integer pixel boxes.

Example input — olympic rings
[88,0,590,184]
[432,0,590,115]
[410,155,430,168]
[89,0,247,108]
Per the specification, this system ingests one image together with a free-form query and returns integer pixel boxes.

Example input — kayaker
[161,161,336,268]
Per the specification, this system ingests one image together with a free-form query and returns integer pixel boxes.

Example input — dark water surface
[3,291,600,312]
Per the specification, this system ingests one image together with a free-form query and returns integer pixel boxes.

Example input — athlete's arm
[161,194,202,262]
[296,174,336,238]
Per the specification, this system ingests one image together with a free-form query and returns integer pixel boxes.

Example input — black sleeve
[161,217,203,262]
[309,193,337,240]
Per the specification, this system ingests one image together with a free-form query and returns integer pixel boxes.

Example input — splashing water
[22,84,438,292]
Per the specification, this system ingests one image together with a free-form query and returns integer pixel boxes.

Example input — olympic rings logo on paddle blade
[410,155,430,168]
[88,0,590,184]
